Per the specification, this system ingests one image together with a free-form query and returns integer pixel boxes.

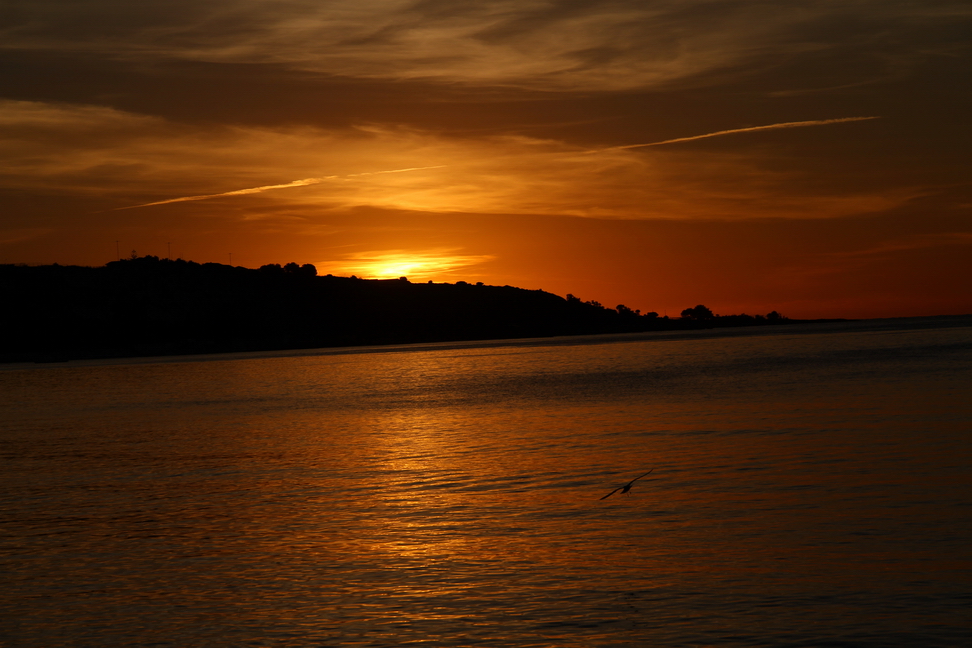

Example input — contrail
[112,117,877,211]
[113,165,447,211]
[347,166,446,177]
[590,116,880,152]
[113,177,337,210]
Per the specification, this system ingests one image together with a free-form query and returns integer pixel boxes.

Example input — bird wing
[599,487,623,500]
[629,469,654,485]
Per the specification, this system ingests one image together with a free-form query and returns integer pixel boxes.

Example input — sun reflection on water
[2,321,969,645]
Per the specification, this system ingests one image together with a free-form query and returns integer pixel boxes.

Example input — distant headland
[1,257,838,363]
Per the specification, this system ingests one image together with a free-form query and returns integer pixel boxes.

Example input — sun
[372,259,431,278]
[324,249,496,282]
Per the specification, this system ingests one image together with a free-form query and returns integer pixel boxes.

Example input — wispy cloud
[0,228,54,245]
[103,114,885,218]
[824,232,972,258]
[7,2,970,92]
[591,117,881,152]
[0,100,910,222]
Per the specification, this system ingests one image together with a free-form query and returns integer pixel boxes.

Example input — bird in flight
[600,469,654,500]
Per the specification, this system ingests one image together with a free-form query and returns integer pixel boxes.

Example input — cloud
[823,232,972,259]
[6,1,971,92]
[95,113,890,221]
[0,100,450,202]
[0,228,54,246]
[0,100,915,222]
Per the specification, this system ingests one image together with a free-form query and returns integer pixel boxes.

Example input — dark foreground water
[2,317,970,647]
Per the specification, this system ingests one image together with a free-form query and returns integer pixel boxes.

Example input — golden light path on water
[1,318,969,645]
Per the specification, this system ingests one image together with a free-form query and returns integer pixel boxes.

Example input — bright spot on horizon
[373,260,428,278]
[323,250,497,281]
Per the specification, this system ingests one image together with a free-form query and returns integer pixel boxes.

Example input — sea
[1,316,970,647]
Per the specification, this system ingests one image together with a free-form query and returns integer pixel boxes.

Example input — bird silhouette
[599,469,653,500]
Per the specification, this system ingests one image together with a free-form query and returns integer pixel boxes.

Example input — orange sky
[1,1,970,319]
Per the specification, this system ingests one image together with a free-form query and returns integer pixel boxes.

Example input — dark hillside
[1,257,796,363]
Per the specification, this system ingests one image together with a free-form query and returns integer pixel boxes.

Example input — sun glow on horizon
[322,249,496,281]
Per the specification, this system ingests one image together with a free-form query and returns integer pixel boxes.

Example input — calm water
[2,317,970,647]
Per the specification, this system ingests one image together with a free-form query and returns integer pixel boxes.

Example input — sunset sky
[2,1,970,319]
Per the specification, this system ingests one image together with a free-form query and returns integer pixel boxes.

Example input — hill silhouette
[1,257,808,363]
